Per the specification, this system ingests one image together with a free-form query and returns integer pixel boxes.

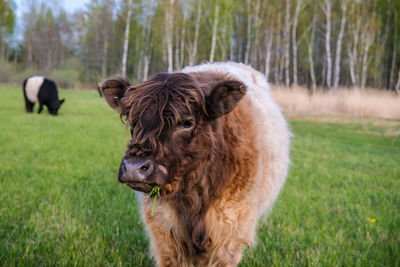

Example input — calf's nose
[118,158,154,183]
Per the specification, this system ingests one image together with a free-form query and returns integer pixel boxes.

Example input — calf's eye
[181,120,193,129]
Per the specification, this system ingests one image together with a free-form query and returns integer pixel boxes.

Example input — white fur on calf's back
[25,76,45,103]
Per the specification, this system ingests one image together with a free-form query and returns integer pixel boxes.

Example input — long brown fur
[100,63,288,266]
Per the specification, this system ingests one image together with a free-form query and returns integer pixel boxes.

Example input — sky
[11,0,90,44]
[64,0,90,12]
[15,0,90,15]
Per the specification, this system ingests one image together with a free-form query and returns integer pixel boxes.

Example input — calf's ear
[99,76,131,111]
[60,99,65,104]
[206,80,247,119]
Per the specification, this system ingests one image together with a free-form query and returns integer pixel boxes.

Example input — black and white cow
[23,76,65,115]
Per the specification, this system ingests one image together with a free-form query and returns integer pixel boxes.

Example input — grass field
[0,85,399,266]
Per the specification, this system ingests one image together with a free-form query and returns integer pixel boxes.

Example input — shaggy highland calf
[23,76,65,115]
[100,62,290,266]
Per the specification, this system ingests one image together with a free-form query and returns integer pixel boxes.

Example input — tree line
[0,0,399,92]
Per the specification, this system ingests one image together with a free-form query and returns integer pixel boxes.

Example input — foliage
[0,0,399,90]
[22,2,73,72]
[0,59,15,82]
[11,67,40,84]
[0,85,399,266]
[49,68,80,88]
[0,0,15,33]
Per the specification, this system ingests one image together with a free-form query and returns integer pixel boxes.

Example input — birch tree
[142,0,156,80]
[388,13,398,90]
[101,1,113,78]
[323,0,332,89]
[283,0,291,88]
[292,0,301,87]
[360,25,374,89]
[307,5,317,94]
[121,0,132,76]
[359,1,378,89]
[251,0,261,66]
[274,2,282,84]
[178,6,189,69]
[244,0,252,64]
[165,0,175,72]
[209,2,220,62]
[395,70,400,94]
[264,28,273,80]
[188,0,202,66]
[347,2,360,87]
[333,0,347,88]
[263,1,276,81]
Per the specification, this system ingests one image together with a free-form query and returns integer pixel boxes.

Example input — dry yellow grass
[271,85,400,119]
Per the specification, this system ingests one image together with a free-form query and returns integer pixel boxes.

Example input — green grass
[0,85,399,266]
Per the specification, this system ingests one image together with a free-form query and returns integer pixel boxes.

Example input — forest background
[0,0,399,94]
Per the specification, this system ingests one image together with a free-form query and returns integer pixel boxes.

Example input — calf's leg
[147,223,191,267]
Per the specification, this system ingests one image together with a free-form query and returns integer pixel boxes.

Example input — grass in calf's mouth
[146,185,161,217]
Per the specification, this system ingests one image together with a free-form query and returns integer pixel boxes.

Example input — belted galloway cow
[23,76,65,115]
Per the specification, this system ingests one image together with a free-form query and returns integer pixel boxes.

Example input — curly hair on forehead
[119,72,207,152]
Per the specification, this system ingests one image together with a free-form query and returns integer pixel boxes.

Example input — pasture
[0,85,399,266]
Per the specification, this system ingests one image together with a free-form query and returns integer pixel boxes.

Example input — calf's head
[100,73,246,195]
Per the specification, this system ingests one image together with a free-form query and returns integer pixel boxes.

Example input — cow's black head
[49,99,65,115]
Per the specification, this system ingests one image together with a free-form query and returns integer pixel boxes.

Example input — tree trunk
[0,28,4,60]
[165,0,175,73]
[209,3,220,62]
[389,19,398,90]
[361,33,373,89]
[179,12,187,68]
[292,0,301,86]
[137,58,143,81]
[389,39,398,90]
[348,15,360,87]
[27,42,33,68]
[218,19,228,61]
[321,53,326,87]
[307,7,317,94]
[274,4,282,84]
[229,30,235,61]
[143,54,150,81]
[175,23,181,70]
[102,37,108,78]
[333,0,347,88]
[142,1,154,81]
[283,0,291,88]
[348,46,356,87]
[308,46,316,94]
[264,30,273,81]
[121,0,132,76]
[381,8,392,88]
[252,0,261,67]
[323,0,332,89]
[395,70,400,94]
[189,0,201,66]
[244,0,252,64]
